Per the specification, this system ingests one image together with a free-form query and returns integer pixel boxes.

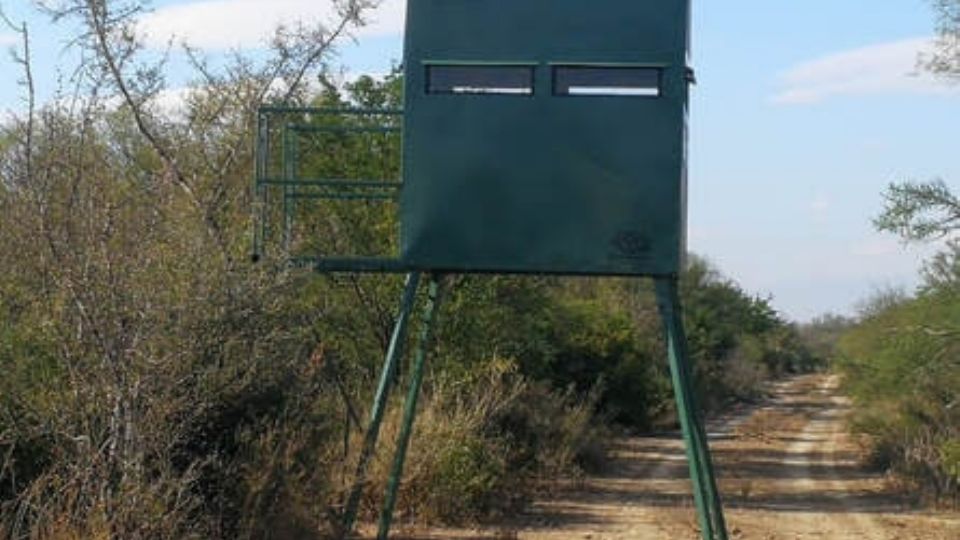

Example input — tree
[0,1,382,537]
[0,9,613,534]
[840,90,960,501]
[875,179,960,241]
[924,0,960,81]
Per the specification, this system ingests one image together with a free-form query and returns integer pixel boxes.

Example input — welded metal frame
[325,270,729,540]
[255,107,728,540]
[253,0,727,537]
[254,112,728,539]
[252,106,404,265]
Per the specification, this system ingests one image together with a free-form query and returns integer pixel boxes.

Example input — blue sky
[1,0,958,321]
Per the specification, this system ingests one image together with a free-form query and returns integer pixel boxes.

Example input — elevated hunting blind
[253,2,728,539]
[401,0,691,276]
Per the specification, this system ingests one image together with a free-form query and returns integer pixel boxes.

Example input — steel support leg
[282,126,295,250]
[253,112,267,260]
[655,277,729,540]
[341,272,422,537]
[377,273,444,539]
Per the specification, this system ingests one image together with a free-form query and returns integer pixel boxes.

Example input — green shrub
[837,289,959,503]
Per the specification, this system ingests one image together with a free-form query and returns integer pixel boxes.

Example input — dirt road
[391,374,959,539]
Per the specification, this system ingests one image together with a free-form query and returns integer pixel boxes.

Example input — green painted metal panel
[400,0,691,276]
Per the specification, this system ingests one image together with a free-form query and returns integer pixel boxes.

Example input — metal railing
[253,106,405,268]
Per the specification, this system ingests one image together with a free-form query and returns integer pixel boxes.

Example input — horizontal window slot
[426,64,534,96]
[553,66,662,97]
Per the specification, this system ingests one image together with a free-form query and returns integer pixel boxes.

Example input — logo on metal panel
[611,230,652,260]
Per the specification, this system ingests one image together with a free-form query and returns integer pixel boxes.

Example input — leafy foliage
[843,20,960,499]
[838,289,960,502]
[875,180,960,241]
[924,0,960,80]
[681,256,814,409]
[838,180,959,504]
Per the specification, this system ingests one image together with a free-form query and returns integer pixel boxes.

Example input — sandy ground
[378,374,959,540]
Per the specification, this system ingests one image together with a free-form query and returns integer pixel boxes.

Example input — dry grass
[339,363,606,530]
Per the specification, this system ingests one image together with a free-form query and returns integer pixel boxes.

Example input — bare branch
[81,0,198,201]
[1,6,36,184]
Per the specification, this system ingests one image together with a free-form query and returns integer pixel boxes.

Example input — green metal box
[400,0,691,276]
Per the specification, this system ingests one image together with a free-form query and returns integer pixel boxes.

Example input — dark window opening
[426,64,534,96]
[553,66,661,97]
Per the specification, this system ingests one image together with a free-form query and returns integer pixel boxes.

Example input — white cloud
[137,0,405,50]
[115,78,287,117]
[146,87,195,117]
[771,37,960,105]
[0,33,18,47]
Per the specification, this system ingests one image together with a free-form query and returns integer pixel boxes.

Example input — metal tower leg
[655,277,729,540]
[341,272,422,537]
[282,125,294,251]
[377,273,444,539]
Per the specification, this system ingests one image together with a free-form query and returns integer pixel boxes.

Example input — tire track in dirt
[508,388,775,539]
[383,374,960,539]
[820,380,891,538]
[716,374,958,540]
[775,376,887,538]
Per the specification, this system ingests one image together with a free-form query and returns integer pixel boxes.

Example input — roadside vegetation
[834,182,960,506]
[830,1,960,506]
[0,1,816,537]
